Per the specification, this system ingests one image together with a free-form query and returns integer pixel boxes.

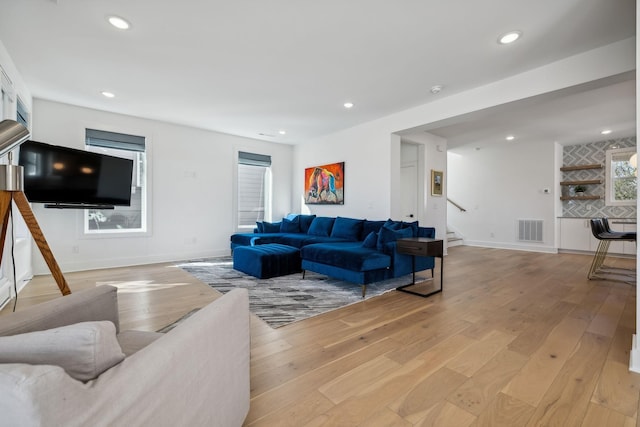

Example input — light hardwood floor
[2,246,639,426]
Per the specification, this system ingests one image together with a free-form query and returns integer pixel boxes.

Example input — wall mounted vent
[518,219,543,242]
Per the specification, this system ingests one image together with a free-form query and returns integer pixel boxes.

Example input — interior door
[401,164,418,221]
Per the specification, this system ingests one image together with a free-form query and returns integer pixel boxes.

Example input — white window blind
[238,152,271,229]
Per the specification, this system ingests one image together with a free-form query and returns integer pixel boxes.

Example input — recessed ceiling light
[107,16,131,30]
[506,135,515,141]
[101,91,115,98]
[343,102,354,109]
[498,31,522,45]
[430,85,444,94]
[601,129,612,135]
[278,130,286,135]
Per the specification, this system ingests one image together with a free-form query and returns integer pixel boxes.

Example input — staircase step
[448,239,464,247]
[446,227,463,247]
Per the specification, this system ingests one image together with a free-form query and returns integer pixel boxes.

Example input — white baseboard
[32,249,231,275]
[630,335,640,373]
[464,240,558,254]
[557,248,635,259]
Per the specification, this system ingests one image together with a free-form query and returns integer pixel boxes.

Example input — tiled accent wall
[562,136,637,218]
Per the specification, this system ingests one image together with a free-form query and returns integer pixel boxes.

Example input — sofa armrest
[0,288,251,427]
[0,285,120,337]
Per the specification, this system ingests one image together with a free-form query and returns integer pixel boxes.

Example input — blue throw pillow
[401,220,419,237]
[307,217,336,237]
[418,227,436,238]
[377,224,412,252]
[383,219,403,230]
[298,215,316,233]
[255,221,264,233]
[362,231,378,248]
[376,225,394,251]
[397,227,413,239]
[330,217,364,241]
[280,216,300,233]
[361,220,386,240]
[262,221,281,233]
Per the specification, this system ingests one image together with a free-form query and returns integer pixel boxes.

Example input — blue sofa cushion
[361,220,386,240]
[302,235,349,245]
[276,234,315,248]
[362,231,378,248]
[298,215,316,233]
[255,222,264,233]
[261,221,281,233]
[377,225,412,253]
[308,217,335,237]
[280,216,300,233]
[301,243,390,272]
[384,219,403,230]
[330,217,364,241]
[402,220,419,237]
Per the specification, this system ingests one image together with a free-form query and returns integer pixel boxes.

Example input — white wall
[291,120,447,233]
[293,38,634,246]
[293,123,395,219]
[0,40,32,116]
[30,100,293,273]
[417,132,447,241]
[448,140,557,252]
[401,132,448,242]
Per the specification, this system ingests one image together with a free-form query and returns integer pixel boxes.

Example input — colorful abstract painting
[304,162,344,204]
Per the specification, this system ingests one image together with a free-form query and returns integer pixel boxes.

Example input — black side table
[395,237,444,298]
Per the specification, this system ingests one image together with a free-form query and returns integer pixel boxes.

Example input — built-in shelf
[560,164,603,172]
[560,195,602,201]
[559,179,602,186]
[560,164,604,201]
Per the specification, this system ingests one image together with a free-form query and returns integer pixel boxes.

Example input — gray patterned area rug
[175,257,411,328]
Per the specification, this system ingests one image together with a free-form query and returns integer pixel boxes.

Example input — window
[84,129,148,234]
[0,68,12,120]
[0,87,5,120]
[16,98,29,128]
[237,151,271,231]
[605,147,637,206]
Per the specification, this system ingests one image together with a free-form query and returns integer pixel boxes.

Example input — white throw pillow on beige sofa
[0,321,125,381]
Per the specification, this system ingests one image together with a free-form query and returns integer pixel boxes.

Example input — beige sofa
[0,285,250,426]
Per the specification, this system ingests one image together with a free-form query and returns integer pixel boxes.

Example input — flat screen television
[18,140,134,208]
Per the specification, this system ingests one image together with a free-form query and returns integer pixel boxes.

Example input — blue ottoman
[233,243,301,279]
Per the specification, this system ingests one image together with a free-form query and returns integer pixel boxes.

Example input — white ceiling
[407,73,637,150]
[0,0,636,146]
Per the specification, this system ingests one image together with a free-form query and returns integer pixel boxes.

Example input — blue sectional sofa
[230,215,436,290]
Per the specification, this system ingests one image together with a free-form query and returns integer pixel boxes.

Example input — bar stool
[588,218,636,284]
[601,217,637,239]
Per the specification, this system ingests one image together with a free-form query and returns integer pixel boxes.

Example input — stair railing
[447,198,466,212]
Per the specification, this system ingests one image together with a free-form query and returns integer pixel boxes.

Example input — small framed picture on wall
[431,170,443,196]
